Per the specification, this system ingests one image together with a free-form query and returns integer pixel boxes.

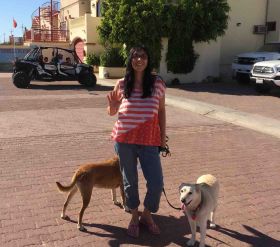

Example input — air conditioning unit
[253,25,267,34]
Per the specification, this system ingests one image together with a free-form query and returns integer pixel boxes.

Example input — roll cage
[23,46,82,64]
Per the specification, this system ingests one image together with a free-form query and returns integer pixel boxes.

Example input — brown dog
[56,156,127,231]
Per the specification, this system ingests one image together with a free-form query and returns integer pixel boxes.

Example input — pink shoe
[139,218,160,235]
[127,222,139,238]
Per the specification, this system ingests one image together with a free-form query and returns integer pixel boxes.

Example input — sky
[0,0,49,43]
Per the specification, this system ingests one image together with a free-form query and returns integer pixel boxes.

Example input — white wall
[159,38,221,84]
[266,0,280,43]
[160,0,268,83]
[219,0,267,77]
[60,0,81,19]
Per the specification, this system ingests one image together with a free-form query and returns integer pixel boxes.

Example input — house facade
[20,0,102,62]
[161,0,280,83]
[23,0,69,48]
[219,0,268,79]
[60,0,103,61]
[219,0,280,80]
[10,0,280,82]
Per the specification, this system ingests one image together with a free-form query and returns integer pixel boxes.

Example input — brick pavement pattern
[0,74,280,247]
[166,81,280,121]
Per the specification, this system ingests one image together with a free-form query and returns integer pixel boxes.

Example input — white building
[161,0,280,83]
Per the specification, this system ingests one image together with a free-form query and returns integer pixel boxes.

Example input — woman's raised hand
[107,90,122,115]
[107,90,122,107]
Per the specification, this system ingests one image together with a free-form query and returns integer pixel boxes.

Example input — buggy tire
[13,71,31,88]
[78,73,96,87]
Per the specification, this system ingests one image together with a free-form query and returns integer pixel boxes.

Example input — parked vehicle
[12,46,96,88]
[232,51,280,84]
[250,60,280,93]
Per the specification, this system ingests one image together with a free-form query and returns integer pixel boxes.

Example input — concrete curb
[97,79,280,139]
[167,95,280,139]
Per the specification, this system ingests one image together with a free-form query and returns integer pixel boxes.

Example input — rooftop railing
[24,29,69,42]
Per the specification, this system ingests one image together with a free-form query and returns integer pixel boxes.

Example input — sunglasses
[132,53,148,60]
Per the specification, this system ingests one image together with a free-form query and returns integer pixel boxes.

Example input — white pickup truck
[232,51,280,83]
[250,60,280,93]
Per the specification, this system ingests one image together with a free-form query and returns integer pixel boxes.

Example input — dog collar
[189,207,199,220]
[182,199,203,220]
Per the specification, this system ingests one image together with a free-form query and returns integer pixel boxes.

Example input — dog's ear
[195,183,207,192]
[179,183,192,192]
[179,183,187,192]
[195,183,201,192]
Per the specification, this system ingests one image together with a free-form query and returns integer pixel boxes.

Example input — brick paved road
[0,74,280,247]
[167,81,280,121]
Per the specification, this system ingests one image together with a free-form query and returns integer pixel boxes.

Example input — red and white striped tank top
[111,76,166,146]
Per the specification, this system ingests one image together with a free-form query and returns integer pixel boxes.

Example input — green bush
[99,0,229,73]
[100,47,126,67]
[85,53,100,66]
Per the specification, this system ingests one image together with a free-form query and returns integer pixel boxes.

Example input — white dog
[179,174,219,247]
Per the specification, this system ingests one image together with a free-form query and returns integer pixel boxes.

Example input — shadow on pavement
[65,214,193,246]
[168,81,280,98]
[27,83,113,92]
[168,81,258,96]
[213,224,280,247]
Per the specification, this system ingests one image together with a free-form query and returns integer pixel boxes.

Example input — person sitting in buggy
[51,53,67,76]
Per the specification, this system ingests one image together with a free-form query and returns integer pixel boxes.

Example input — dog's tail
[56,174,77,193]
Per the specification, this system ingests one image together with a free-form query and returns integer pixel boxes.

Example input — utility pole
[10,29,13,44]
[50,0,53,41]
[21,24,25,42]
[11,29,16,59]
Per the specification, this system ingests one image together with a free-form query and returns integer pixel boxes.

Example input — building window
[266,21,276,32]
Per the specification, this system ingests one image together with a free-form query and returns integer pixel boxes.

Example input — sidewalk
[98,77,280,140]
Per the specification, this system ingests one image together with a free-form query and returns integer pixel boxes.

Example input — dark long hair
[124,45,156,98]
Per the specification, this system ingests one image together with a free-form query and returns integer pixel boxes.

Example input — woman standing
[107,45,166,238]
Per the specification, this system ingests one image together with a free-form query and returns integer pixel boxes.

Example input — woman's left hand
[160,140,166,149]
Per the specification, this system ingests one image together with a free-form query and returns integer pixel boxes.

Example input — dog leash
[158,136,171,157]
[162,187,181,211]
[159,136,181,210]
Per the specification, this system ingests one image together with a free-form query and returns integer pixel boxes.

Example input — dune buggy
[12,46,96,88]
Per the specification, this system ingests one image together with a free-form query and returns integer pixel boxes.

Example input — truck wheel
[236,74,250,84]
[13,71,31,88]
[78,73,96,87]
[255,84,270,94]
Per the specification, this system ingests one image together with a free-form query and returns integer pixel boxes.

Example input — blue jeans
[114,142,163,213]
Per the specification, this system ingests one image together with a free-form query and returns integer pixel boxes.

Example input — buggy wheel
[13,71,31,88]
[78,73,96,87]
